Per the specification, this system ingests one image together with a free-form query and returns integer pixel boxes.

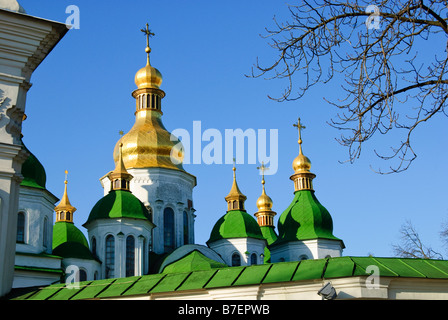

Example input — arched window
[79,269,87,282]
[91,237,97,258]
[250,253,258,265]
[16,212,25,243]
[105,235,115,279]
[126,235,135,277]
[183,211,189,245]
[163,207,175,253]
[299,255,308,261]
[232,253,241,267]
[43,217,48,249]
[94,271,98,280]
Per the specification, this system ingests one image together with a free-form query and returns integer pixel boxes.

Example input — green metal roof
[274,190,344,246]
[207,209,265,244]
[52,221,96,260]
[160,250,227,274]
[12,256,448,300]
[53,221,89,250]
[20,142,47,190]
[84,190,151,226]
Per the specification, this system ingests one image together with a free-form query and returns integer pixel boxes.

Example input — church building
[3,1,448,301]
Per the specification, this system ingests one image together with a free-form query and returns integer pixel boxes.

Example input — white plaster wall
[270,239,343,263]
[208,237,267,266]
[85,218,153,279]
[16,186,57,254]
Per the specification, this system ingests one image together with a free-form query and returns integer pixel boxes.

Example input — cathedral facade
[12,21,344,287]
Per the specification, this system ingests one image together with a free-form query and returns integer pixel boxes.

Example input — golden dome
[256,186,273,211]
[113,110,184,171]
[135,62,163,90]
[292,153,312,173]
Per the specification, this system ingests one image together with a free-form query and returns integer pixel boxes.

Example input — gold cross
[141,23,155,48]
[257,161,269,185]
[293,117,306,152]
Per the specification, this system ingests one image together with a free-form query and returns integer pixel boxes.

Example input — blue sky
[19,0,448,258]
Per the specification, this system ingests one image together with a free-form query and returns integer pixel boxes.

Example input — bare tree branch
[392,220,443,259]
[250,0,448,173]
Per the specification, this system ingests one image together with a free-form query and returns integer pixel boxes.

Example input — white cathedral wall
[13,252,62,288]
[208,238,267,266]
[270,239,343,263]
[61,257,101,282]
[100,167,196,255]
[16,187,57,254]
[85,218,153,279]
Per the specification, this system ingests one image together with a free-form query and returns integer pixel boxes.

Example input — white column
[0,7,68,297]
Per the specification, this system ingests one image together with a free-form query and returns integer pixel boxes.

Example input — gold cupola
[109,143,133,191]
[291,118,316,191]
[114,24,185,171]
[55,171,77,223]
[254,163,276,228]
[225,164,247,211]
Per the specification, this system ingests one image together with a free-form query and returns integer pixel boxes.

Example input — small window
[299,255,308,261]
[232,253,241,266]
[17,212,25,243]
[183,211,189,245]
[250,253,258,265]
[91,237,97,258]
[105,235,115,279]
[43,217,48,249]
[79,269,87,282]
[126,235,135,277]
[163,207,175,253]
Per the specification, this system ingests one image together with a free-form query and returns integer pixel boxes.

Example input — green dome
[20,144,46,190]
[84,190,150,226]
[207,210,265,244]
[52,221,95,260]
[161,250,227,274]
[274,190,343,246]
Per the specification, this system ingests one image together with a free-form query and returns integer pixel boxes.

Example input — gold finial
[55,170,76,223]
[109,136,133,191]
[290,117,316,191]
[225,160,247,211]
[255,162,275,227]
[141,23,155,65]
[257,161,268,186]
[293,117,306,154]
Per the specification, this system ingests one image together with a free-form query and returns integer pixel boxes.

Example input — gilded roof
[113,110,185,171]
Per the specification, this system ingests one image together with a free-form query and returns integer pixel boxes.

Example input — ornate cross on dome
[141,23,155,63]
[64,170,68,184]
[257,161,269,185]
[293,117,306,154]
